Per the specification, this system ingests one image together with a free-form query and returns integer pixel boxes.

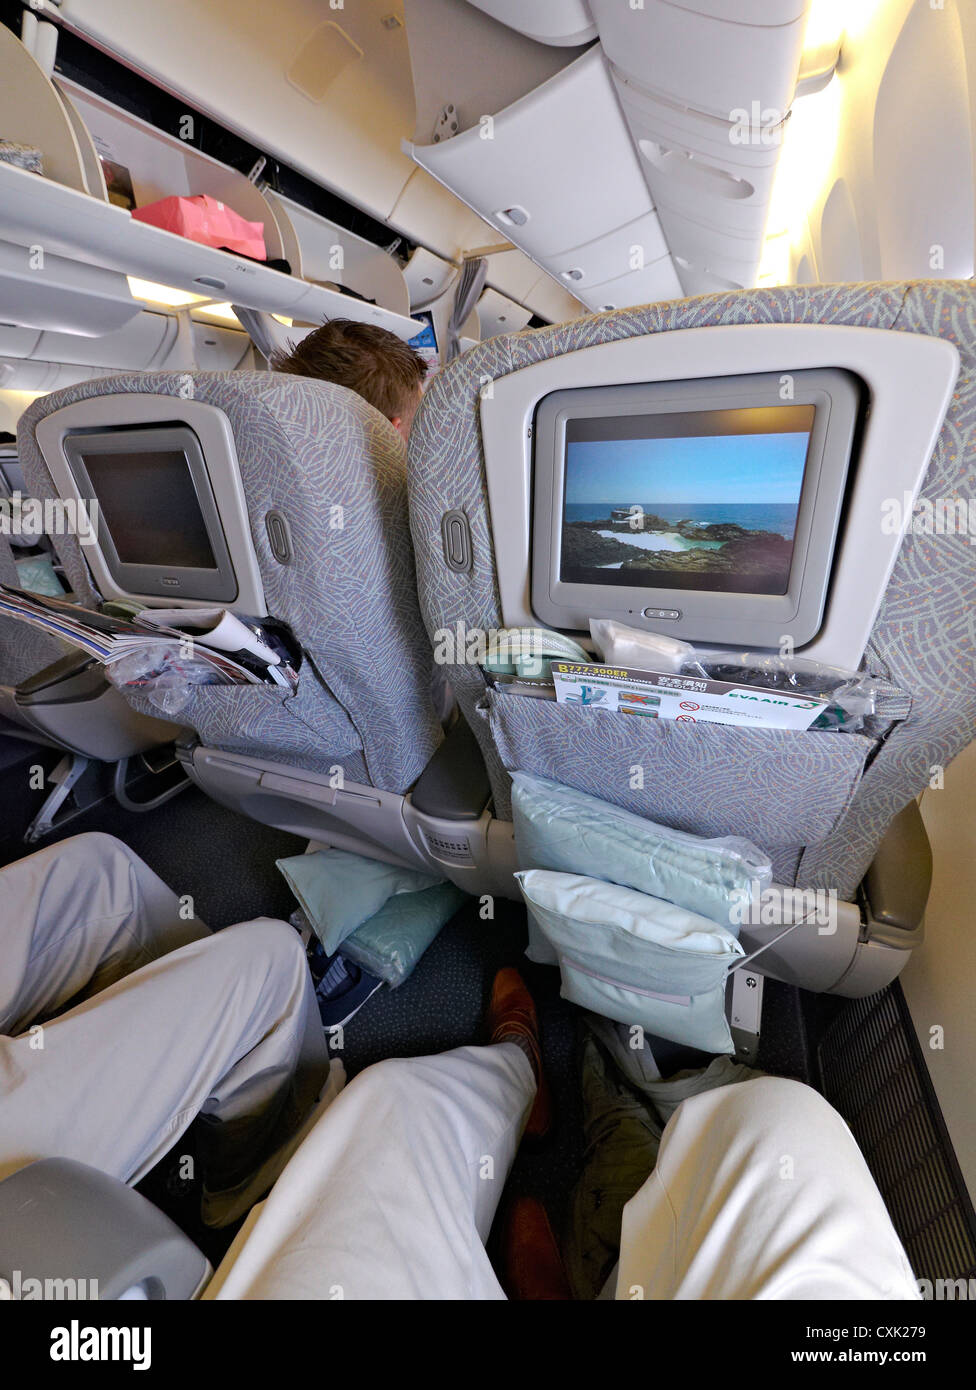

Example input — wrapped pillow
[277,847,442,954]
[512,771,770,964]
[515,869,745,1054]
[341,883,467,987]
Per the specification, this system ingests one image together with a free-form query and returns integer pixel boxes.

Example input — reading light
[126,278,209,308]
[192,303,241,326]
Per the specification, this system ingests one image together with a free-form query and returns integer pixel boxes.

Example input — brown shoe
[500,1196,572,1300]
[487,967,552,1142]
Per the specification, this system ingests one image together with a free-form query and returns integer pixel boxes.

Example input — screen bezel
[62,424,238,603]
[531,368,863,648]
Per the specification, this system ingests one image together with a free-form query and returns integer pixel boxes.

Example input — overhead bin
[52,81,108,200]
[0,162,421,341]
[190,321,253,372]
[0,307,249,380]
[0,29,421,343]
[404,0,583,150]
[572,256,684,313]
[463,0,597,47]
[476,288,532,340]
[649,206,760,287]
[546,211,670,292]
[0,237,139,337]
[0,358,116,393]
[403,247,459,312]
[589,0,806,296]
[519,274,588,326]
[407,47,654,265]
[588,0,807,126]
[612,69,783,235]
[62,82,289,258]
[0,23,92,194]
[265,192,410,318]
[31,311,178,370]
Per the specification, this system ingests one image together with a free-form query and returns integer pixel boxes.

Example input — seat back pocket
[485,688,874,849]
[125,675,364,767]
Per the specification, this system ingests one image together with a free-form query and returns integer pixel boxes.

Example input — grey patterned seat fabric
[406,281,976,904]
[18,372,443,796]
[0,533,63,688]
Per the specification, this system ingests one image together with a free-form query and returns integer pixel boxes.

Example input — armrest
[410,714,491,822]
[0,1159,211,1301]
[862,799,933,944]
[16,651,108,705]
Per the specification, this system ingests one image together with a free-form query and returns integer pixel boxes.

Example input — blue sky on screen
[565,432,809,505]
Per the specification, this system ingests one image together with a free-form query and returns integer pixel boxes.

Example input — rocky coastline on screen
[562,514,793,581]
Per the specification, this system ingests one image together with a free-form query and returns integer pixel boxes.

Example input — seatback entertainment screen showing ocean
[560,404,817,596]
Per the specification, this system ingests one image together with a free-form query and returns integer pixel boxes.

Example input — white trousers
[212,1047,921,1301]
[0,832,330,1223]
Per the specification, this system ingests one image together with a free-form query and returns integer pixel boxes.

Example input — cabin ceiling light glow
[802,0,847,61]
[126,278,209,308]
[758,74,844,284]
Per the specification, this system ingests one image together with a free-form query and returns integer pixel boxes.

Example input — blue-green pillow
[512,772,769,964]
[341,883,467,987]
[515,869,744,1054]
[277,847,442,954]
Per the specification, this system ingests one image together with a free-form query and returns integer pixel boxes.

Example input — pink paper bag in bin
[132,194,267,259]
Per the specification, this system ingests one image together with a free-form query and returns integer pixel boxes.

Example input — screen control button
[642,607,681,621]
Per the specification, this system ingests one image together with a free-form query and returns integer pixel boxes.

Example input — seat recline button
[441,509,472,573]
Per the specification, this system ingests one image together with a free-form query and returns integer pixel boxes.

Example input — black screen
[81,449,217,570]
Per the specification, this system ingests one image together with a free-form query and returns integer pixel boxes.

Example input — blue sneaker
[314,949,384,1028]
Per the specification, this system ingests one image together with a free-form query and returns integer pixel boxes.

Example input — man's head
[270,318,428,442]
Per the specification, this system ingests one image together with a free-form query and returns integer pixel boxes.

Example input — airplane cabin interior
[0,0,974,1333]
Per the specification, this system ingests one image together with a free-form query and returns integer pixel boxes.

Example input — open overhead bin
[264,192,411,319]
[0,27,422,342]
[0,159,421,341]
[0,21,95,195]
[403,247,459,313]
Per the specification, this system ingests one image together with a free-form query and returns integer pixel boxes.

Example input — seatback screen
[561,404,816,596]
[80,449,218,571]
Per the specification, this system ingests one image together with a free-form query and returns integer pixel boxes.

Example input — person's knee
[207,919,309,997]
[345,1057,415,1108]
[47,831,138,876]
[680,1076,847,1152]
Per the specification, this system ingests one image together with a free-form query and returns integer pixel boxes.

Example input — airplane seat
[0,533,65,689]
[17,371,450,870]
[0,529,185,847]
[405,279,976,997]
[0,530,65,743]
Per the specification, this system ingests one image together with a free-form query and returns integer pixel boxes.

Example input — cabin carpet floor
[2,782,813,1285]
